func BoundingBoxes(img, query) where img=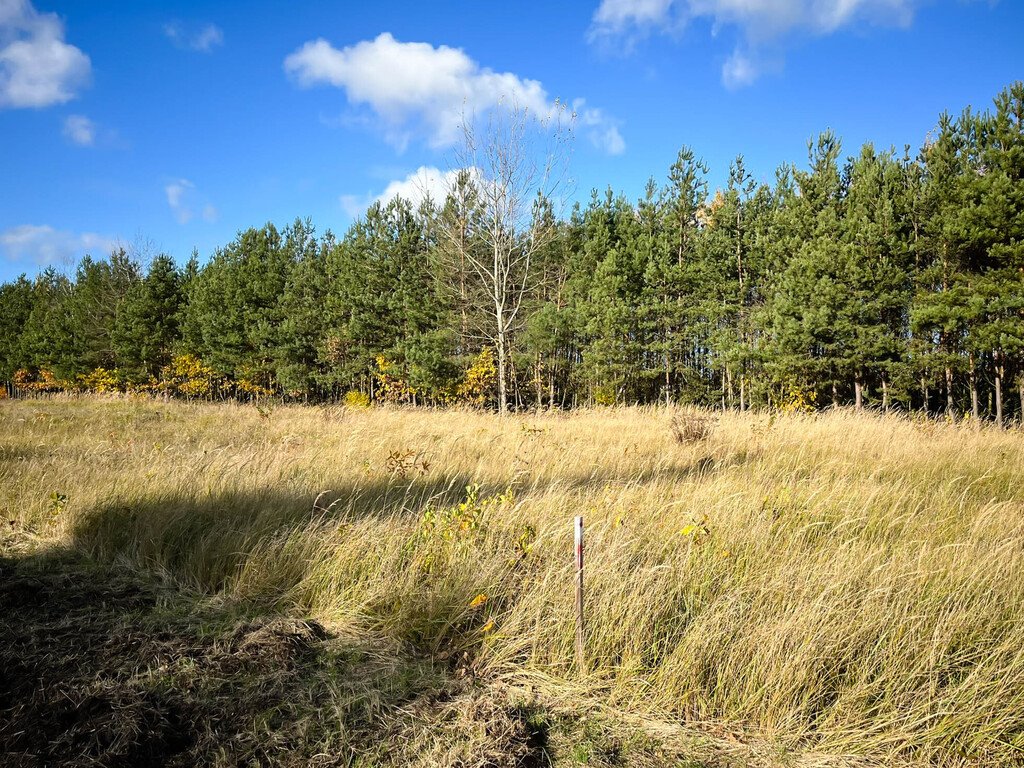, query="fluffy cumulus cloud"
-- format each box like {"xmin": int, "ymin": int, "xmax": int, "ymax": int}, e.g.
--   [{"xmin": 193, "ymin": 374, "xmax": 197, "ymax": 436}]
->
[
  {"xmin": 0, "ymin": 224, "xmax": 115, "ymax": 265},
  {"xmin": 62, "ymin": 113, "xmax": 94, "ymax": 145},
  {"xmin": 590, "ymin": 0, "xmax": 916, "ymax": 87},
  {"xmin": 284, "ymin": 32, "xmax": 625, "ymax": 155},
  {"xmin": 0, "ymin": 0, "xmax": 91, "ymax": 109},
  {"xmin": 165, "ymin": 179, "xmax": 218, "ymax": 224},
  {"xmin": 164, "ymin": 21, "xmax": 223, "ymax": 52}
]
